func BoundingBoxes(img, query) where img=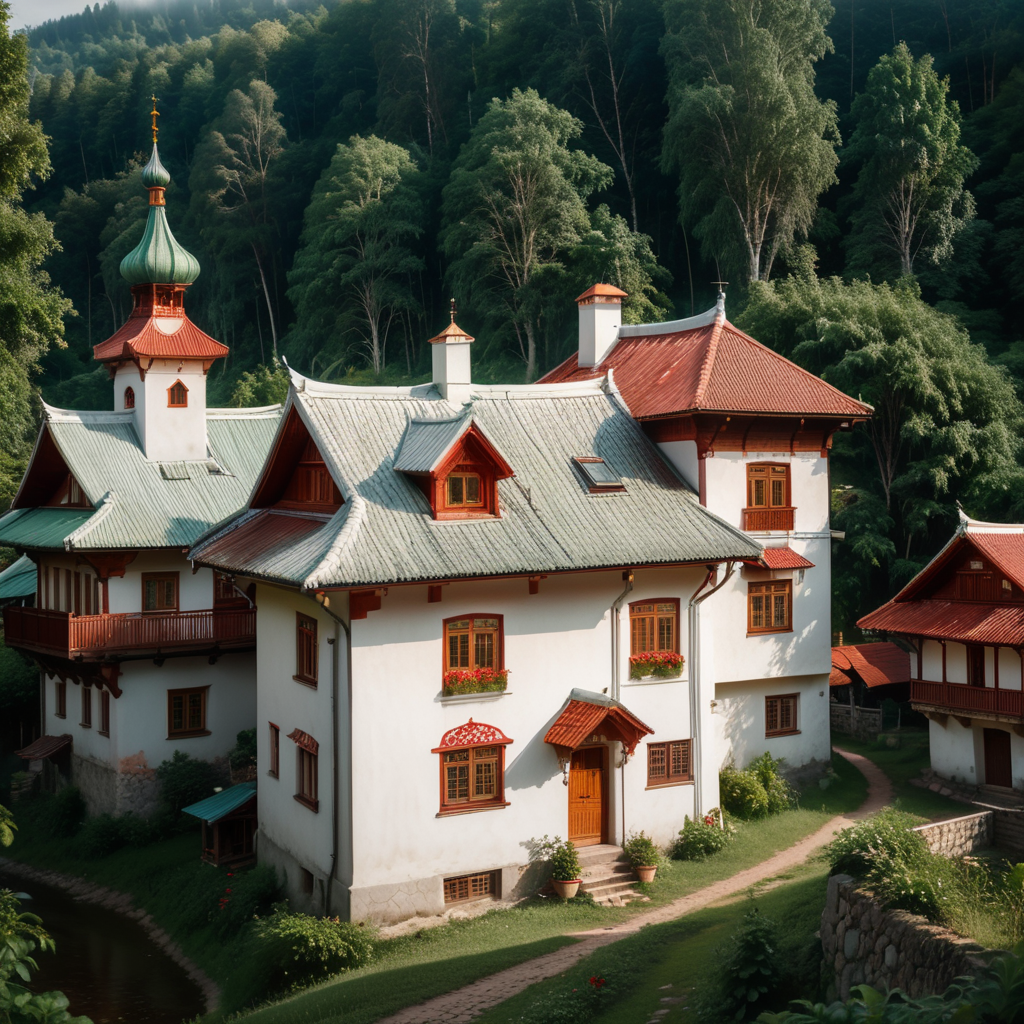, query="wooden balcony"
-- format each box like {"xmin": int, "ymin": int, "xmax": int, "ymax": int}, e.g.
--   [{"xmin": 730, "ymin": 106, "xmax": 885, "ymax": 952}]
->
[
  {"xmin": 2, "ymin": 606, "xmax": 255, "ymax": 662},
  {"xmin": 742, "ymin": 507, "xmax": 795, "ymax": 532},
  {"xmin": 910, "ymin": 678, "xmax": 1024, "ymax": 720}
]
